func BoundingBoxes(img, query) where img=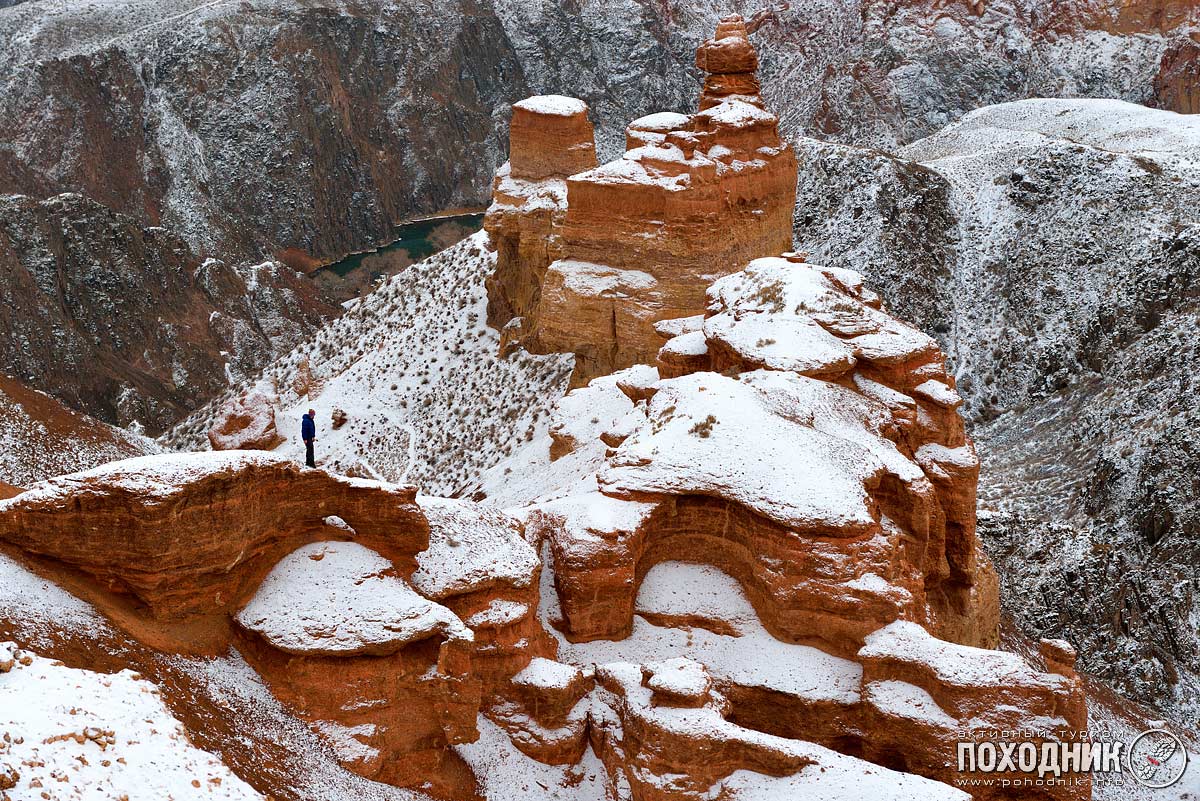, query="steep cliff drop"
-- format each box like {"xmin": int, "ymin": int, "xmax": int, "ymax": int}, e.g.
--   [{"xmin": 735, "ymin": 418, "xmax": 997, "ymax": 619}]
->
[{"xmin": 0, "ymin": 16, "xmax": 1109, "ymax": 801}]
